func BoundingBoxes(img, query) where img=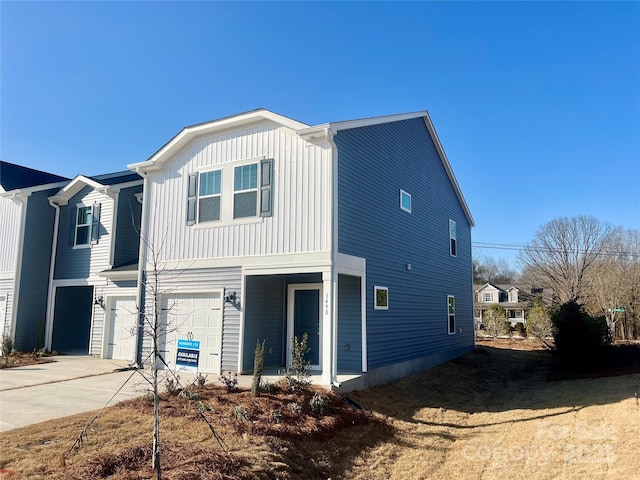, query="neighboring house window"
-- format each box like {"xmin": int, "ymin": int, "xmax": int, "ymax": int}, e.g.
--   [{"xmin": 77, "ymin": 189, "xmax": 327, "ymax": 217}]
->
[
  {"xmin": 448, "ymin": 295, "xmax": 456, "ymax": 334},
  {"xmin": 199, "ymin": 170, "xmax": 222, "ymax": 222},
  {"xmin": 374, "ymin": 286, "xmax": 389, "ymax": 310},
  {"xmin": 74, "ymin": 203, "xmax": 101, "ymax": 247},
  {"xmin": 400, "ymin": 189, "xmax": 411, "ymax": 213},
  {"xmin": 484, "ymin": 292, "xmax": 492, "ymax": 302},
  {"xmin": 449, "ymin": 219, "xmax": 457, "ymax": 257}
]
